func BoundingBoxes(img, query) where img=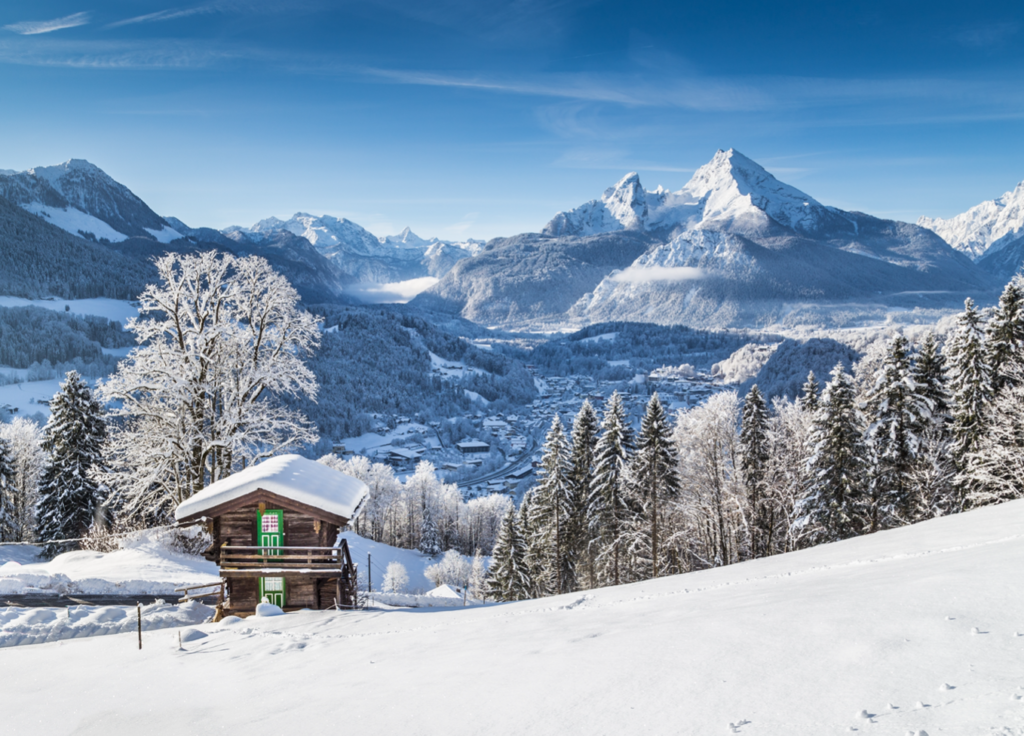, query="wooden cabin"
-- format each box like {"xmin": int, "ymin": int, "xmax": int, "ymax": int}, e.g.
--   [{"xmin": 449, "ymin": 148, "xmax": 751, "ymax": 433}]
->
[{"xmin": 174, "ymin": 454, "xmax": 368, "ymax": 614}]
